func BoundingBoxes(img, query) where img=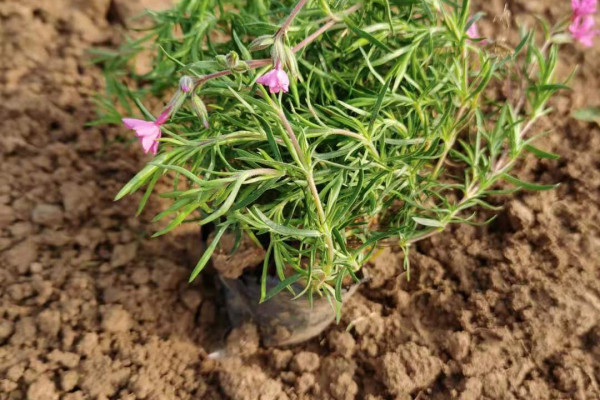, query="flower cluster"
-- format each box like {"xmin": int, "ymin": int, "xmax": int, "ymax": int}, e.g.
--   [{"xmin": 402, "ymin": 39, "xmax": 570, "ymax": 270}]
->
[
  {"xmin": 570, "ymin": 0, "xmax": 599, "ymax": 46},
  {"xmin": 122, "ymin": 49, "xmax": 291, "ymax": 155}
]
